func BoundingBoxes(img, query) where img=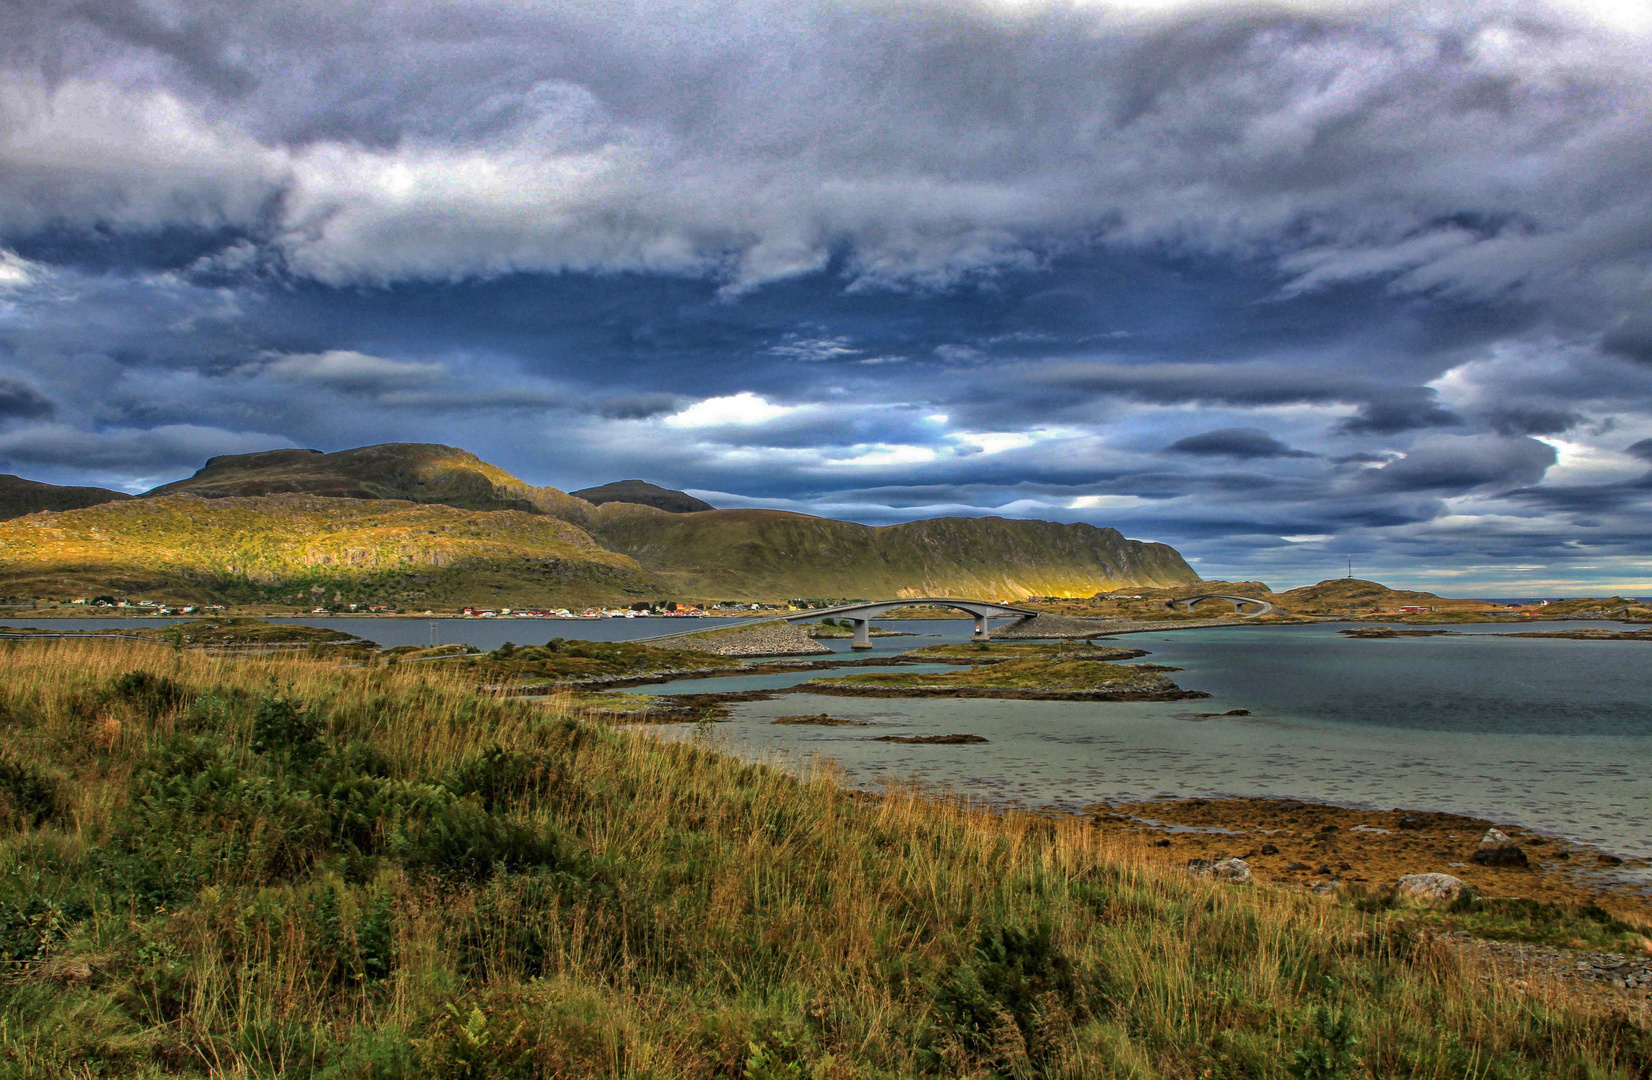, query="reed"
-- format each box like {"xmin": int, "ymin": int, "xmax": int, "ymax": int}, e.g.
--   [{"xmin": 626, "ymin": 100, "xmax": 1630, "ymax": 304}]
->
[{"xmin": 0, "ymin": 639, "xmax": 1645, "ymax": 1078}]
